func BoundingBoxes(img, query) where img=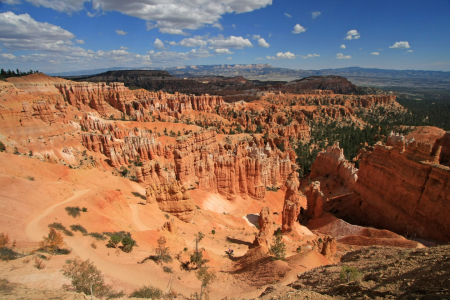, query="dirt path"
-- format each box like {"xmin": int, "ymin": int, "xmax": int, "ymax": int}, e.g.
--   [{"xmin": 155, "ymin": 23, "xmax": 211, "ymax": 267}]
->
[
  {"xmin": 25, "ymin": 189, "xmax": 91, "ymax": 242},
  {"xmin": 130, "ymin": 204, "xmax": 151, "ymax": 231}
]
